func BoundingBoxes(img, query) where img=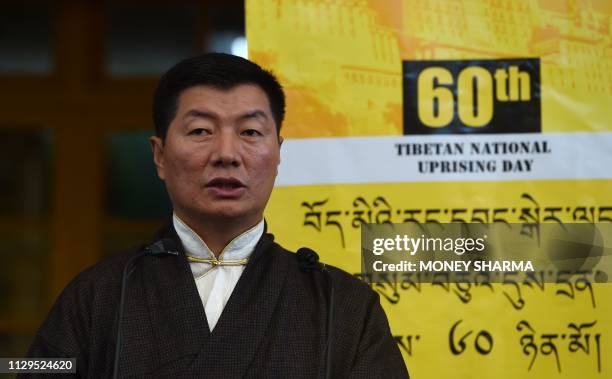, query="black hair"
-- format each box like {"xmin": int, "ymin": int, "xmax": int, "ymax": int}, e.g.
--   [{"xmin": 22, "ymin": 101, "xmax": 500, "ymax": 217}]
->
[{"xmin": 153, "ymin": 52, "xmax": 285, "ymax": 140}]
